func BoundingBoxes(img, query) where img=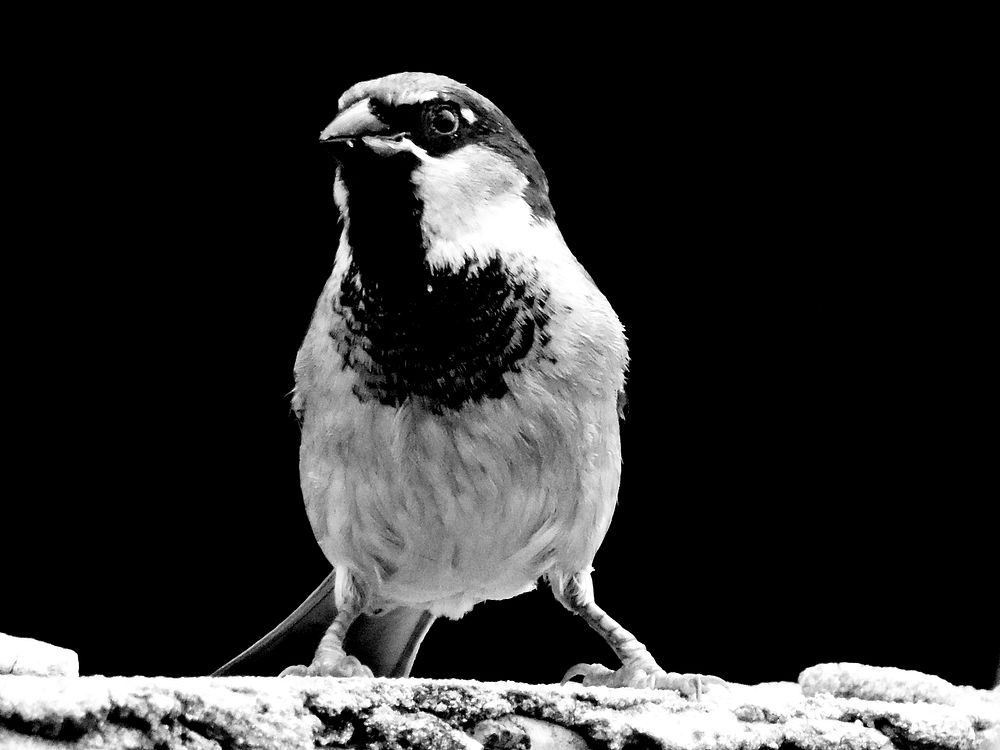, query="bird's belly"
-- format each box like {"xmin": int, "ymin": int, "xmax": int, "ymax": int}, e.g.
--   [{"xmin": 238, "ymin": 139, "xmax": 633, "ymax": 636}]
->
[
  {"xmin": 300, "ymin": 391, "xmax": 620, "ymax": 619},
  {"xmin": 373, "ymin": 479, "xmax": 559, "ymax": 619}
]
